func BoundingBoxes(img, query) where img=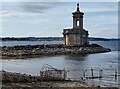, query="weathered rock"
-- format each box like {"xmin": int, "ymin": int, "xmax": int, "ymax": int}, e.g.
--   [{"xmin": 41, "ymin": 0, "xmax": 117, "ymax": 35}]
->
[{"xmin": 1, "ymin": 44, "xmax": 111, "ymax": 59}]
